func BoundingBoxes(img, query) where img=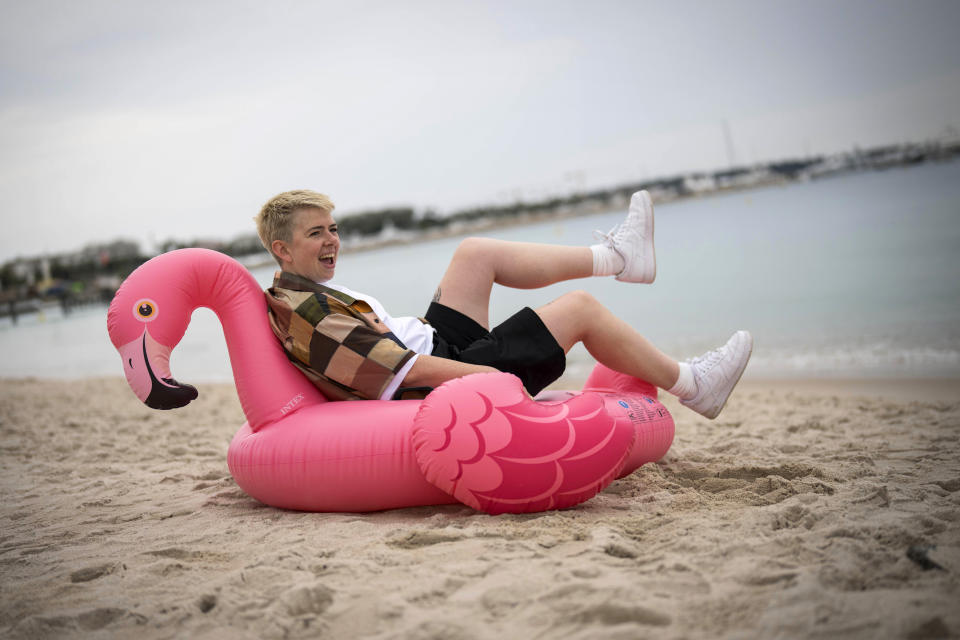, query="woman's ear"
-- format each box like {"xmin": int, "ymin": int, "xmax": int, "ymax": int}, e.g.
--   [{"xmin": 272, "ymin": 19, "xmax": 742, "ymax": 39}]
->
[{"xmin": 271, "ymin": 239, "xmax": 290, "ymax": 264}]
